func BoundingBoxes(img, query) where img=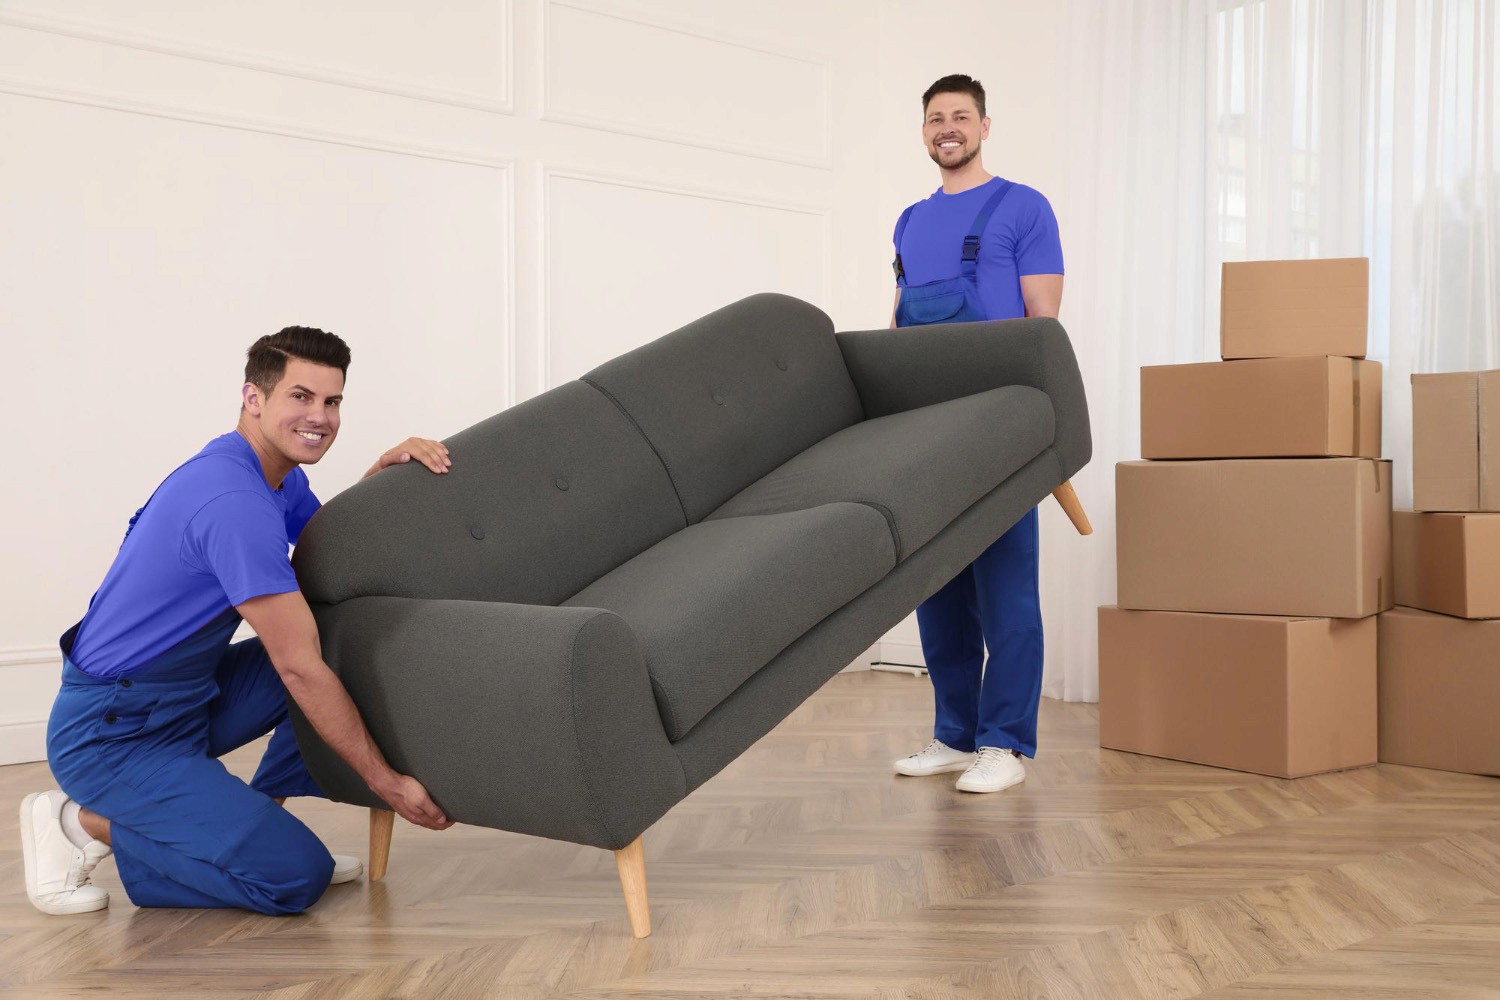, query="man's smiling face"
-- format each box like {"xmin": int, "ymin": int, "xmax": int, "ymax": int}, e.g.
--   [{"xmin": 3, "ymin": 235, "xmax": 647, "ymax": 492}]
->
[
  {"xmin": 923, "ymin": 91, "xmax": 989, "ymax": 171},
  {"xmin": 244, "ymin": 358, "xmax": 344, "ymax": 471}
]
